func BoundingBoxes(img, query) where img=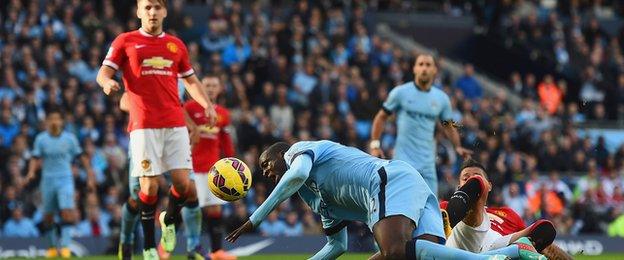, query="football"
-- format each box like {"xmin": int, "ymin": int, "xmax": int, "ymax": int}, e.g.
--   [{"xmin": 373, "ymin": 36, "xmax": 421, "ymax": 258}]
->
[{"xmin": 208, "ymin": 157, "xmax": 253, "ymax": 202}]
